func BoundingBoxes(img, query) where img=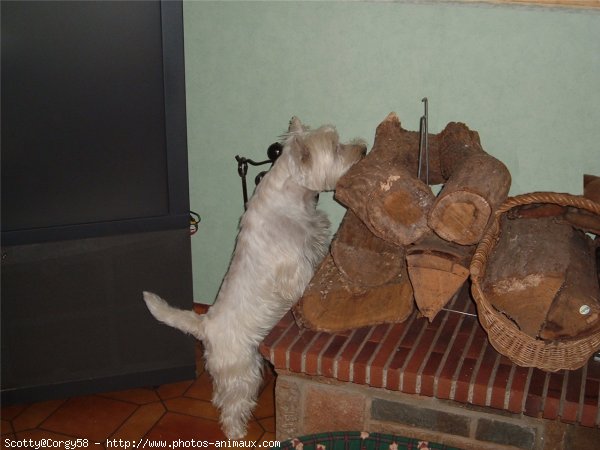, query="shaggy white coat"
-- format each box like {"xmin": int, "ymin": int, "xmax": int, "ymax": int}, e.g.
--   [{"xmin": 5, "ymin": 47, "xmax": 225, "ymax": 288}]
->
[{"xmin": 143, "ymin": 117, "xmax": 366, "ymax": 439}]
